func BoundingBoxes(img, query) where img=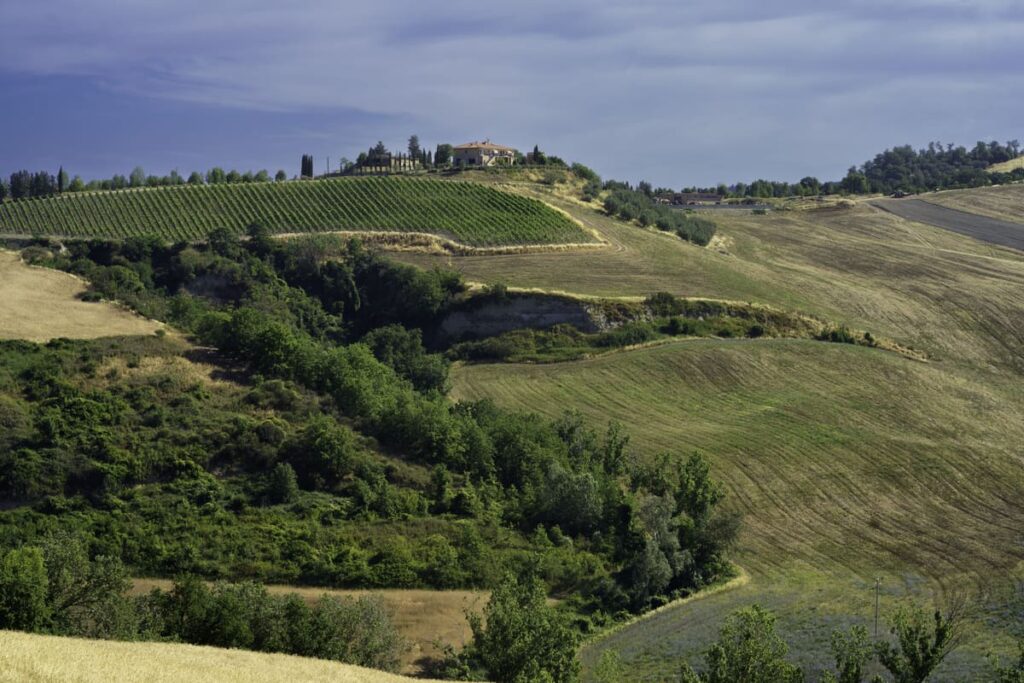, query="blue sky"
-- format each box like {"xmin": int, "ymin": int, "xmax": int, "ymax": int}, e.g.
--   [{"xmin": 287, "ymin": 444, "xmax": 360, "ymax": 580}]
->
[{"xmin": 1, "ymin": 1, "xmax": 1021, "ymax": 187}]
